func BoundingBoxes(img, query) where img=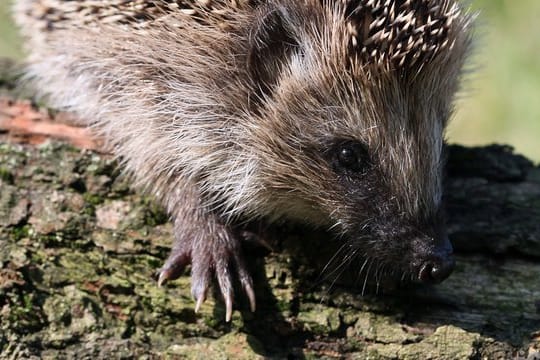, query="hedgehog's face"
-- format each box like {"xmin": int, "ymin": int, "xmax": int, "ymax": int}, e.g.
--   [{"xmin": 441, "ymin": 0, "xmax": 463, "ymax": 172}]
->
[
  {"xmin": 246, "ymin": 0, "xmax": 472, "ymax": 284},
  {"xmin": 255, "ymin": 86, "xmax": 455, "ymax": 284},
  {"xmin": 315, "ymin": 120, "xmax": 455, "ymax": 285}
]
